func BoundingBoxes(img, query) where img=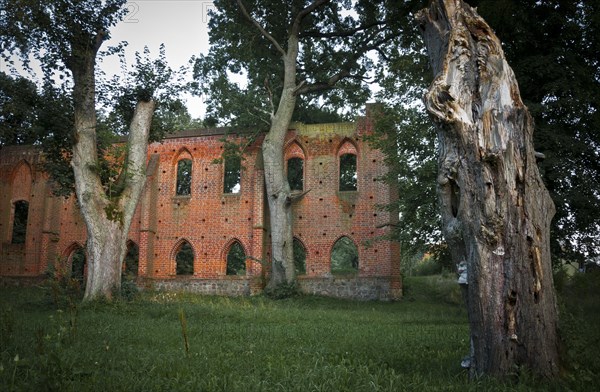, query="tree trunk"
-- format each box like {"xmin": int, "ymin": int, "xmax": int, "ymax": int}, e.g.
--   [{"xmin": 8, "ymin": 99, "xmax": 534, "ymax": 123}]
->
[
  {"xmin": 417, "ymin": 0, "xmax": 560, "ymax": 378},
  {"xmin": 263, "ymin": 55, "xmax": 298, "ymax": 290},
  {"xmin": 70, "ymin": 44, "xmax": 155, "ymax": 300}
]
